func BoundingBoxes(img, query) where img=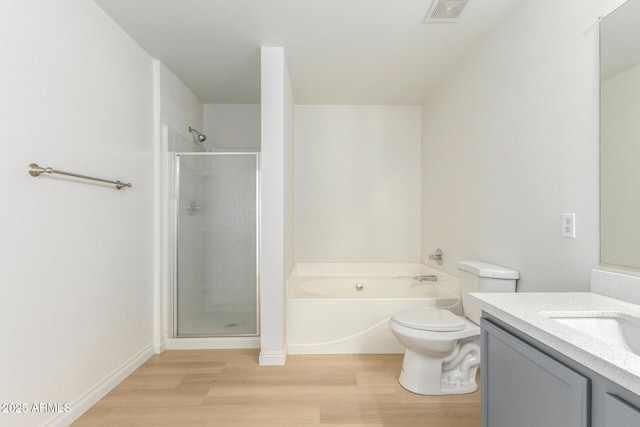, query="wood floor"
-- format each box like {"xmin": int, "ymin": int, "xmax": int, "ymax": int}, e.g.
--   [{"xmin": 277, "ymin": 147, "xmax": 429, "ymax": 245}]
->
[{"xmin": 73, "ymin": 349, "xmax": 480, "ymax": 426}]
